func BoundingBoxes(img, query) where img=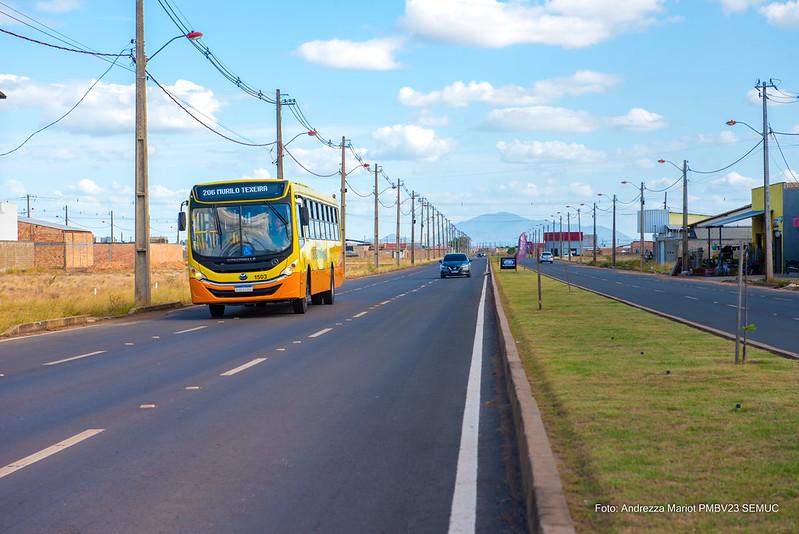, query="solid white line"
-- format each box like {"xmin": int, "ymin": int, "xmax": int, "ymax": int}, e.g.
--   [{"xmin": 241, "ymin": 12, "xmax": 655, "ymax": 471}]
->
[
  {"xmin": 726, "ymin": 304, "xmax": 746, "ymax": 309},
  {"xmin": 685, "ymin": 296, "xmax": 698, "ymax": 300},
  {"xmin": 0, "ymin": 429, "xmax": 104, "ymax": 479},
  {"xmin": 448, "ymin": 274, "xmax": 488, "ymax": 534},
  {"xmin": 308, "ymin": 328, "xmax": 333, "ymax": 338},
  {"xmin": 173, "ymin": 326, "xmax": 208, "ymax": 335},
  {"xmin": 43, "ymin": 350, "xmax": 106, "ymax": 366},
  {"xmin": 654, "ymin": 289, "xmax": 665, "ymax": 293},
  {"xmin": 220, "ymin": 357, "xmax": 267, "ymax": 376},
  {"xmin": 353, "ymin": 311, "xmax": 368, "ymax": 318},
  {"xmin": 380, "ymin": 300, "xmax": 391, "ymax": 305}
]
